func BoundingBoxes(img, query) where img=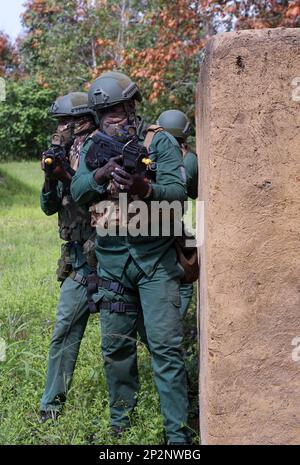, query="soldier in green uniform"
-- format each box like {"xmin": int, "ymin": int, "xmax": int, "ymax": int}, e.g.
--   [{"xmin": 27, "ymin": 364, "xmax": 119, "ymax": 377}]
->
[
  {"xmin": 71, "ymin": 72, "xmax": 190, "ymax": 444},
  {"xmin": 157, "ymin": 109, "xmax": 199, "ymax": 318},
  {"xmin": 39, "ymin": 92, "xmax": 97, "ymax": 421},
  {"xmin": 157, "ymin": 110, "xmax": 198, "ymax": 200}
]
